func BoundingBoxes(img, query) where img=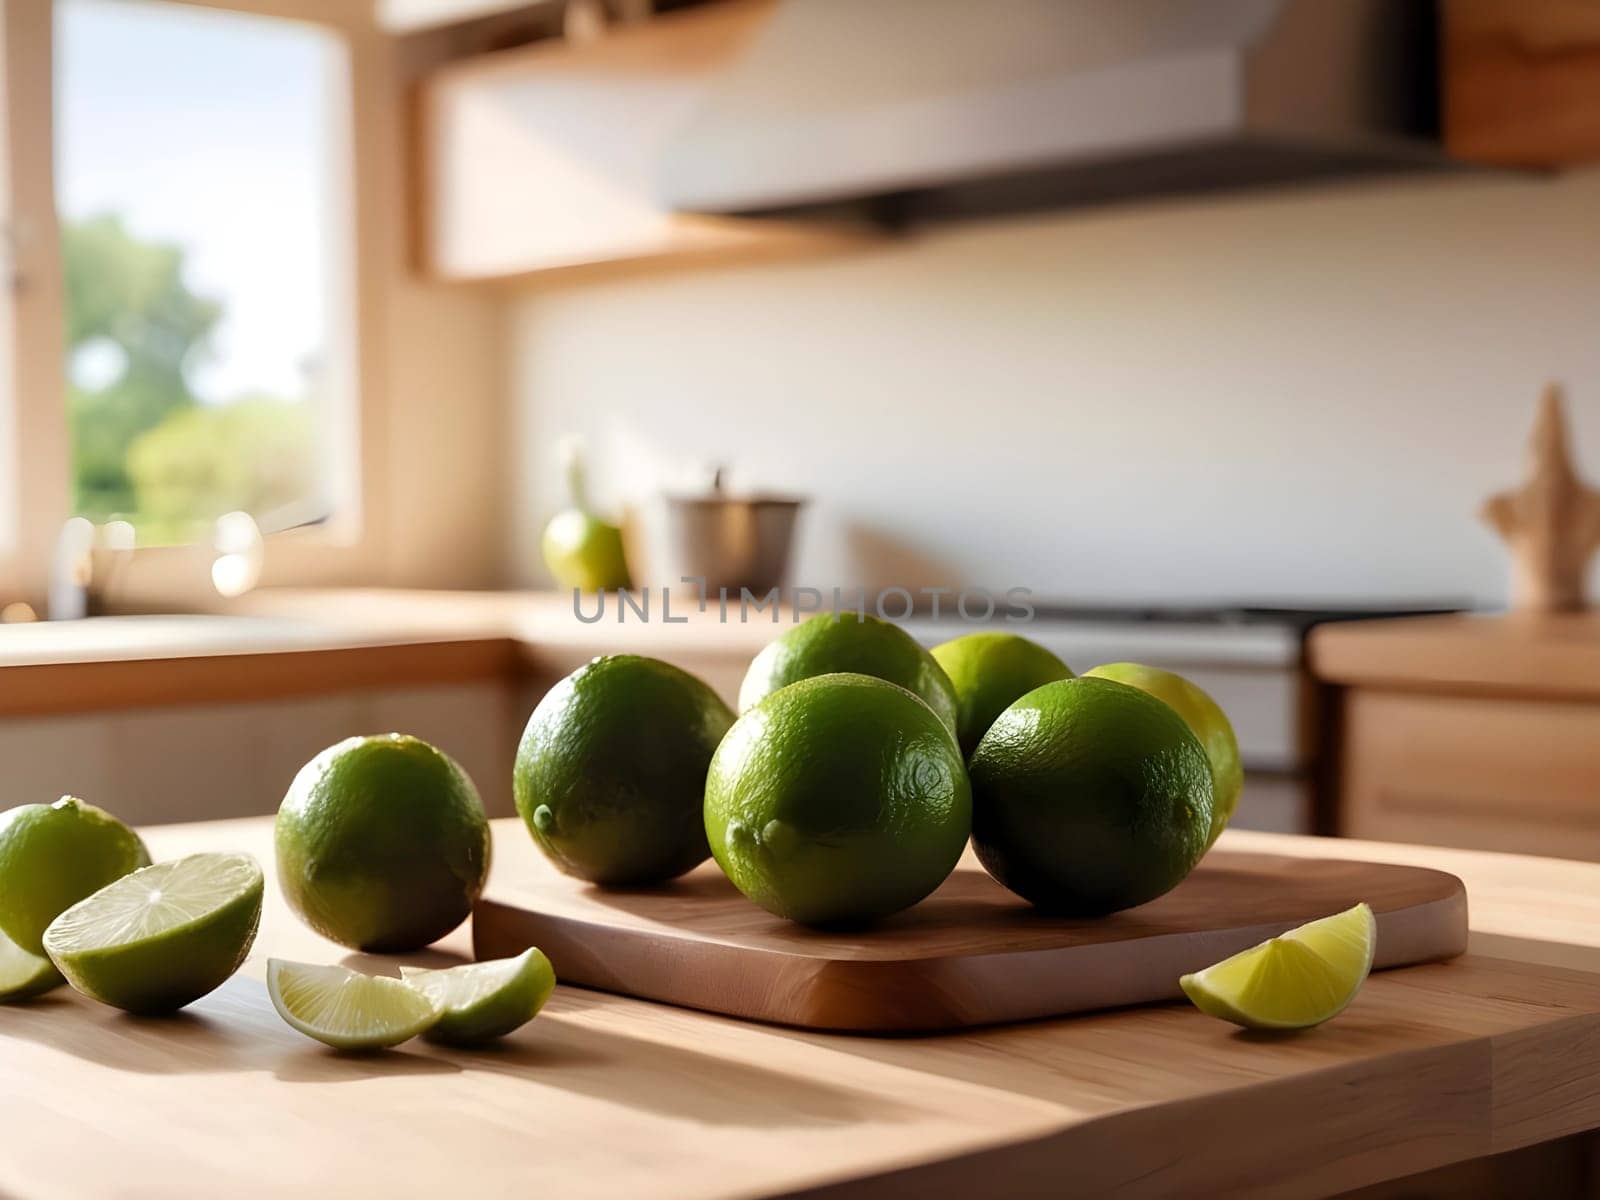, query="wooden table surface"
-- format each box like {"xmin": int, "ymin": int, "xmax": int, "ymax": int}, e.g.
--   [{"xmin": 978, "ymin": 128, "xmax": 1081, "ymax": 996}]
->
[{"xmin": 7, "ymin": 819, "xmax": 1600, "ymax": 1200}]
